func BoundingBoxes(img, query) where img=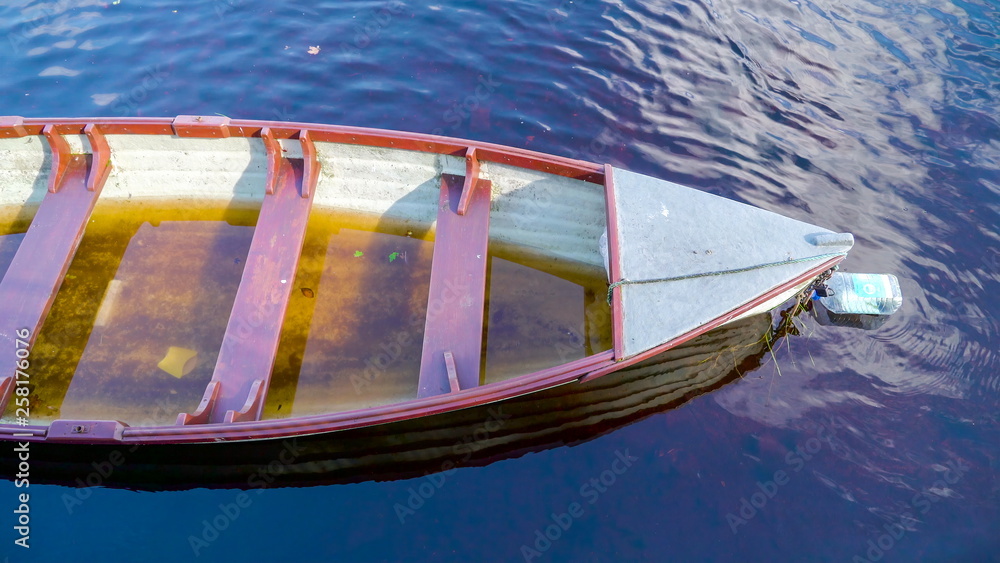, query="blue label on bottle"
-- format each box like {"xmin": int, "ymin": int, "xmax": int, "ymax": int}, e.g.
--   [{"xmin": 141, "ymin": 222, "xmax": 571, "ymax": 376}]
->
[{"xmin": 852, "ymin": 275, "xmax": 886, "ymax": 299}]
